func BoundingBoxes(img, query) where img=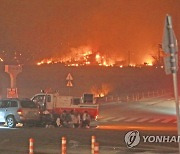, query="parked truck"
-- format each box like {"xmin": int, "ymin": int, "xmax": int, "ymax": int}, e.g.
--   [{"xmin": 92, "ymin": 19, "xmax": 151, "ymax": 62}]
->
[{"xmin": 31, "ymin": 92, "xmax": 99, "ymax": 126}]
